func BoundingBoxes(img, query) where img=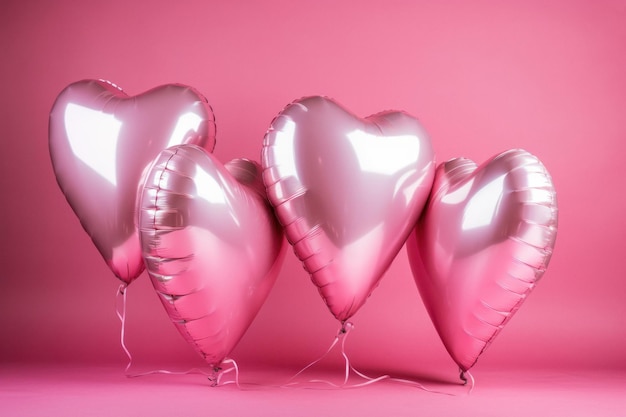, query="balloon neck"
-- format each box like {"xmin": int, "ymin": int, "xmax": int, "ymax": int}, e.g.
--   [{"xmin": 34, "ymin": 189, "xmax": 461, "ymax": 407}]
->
[{"xmin": 208, "ymin": 365, "xmax": 222, "ymax": 387}]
